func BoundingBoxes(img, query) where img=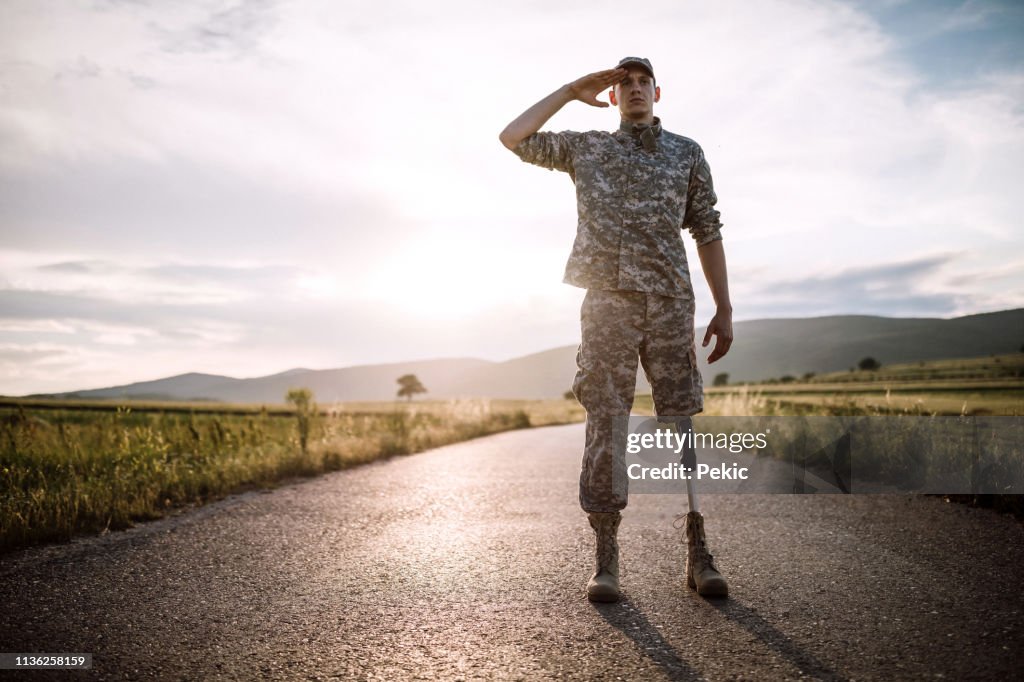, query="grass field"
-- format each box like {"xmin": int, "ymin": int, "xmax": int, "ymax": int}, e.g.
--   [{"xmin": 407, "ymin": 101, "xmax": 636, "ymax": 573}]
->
[
  {"xmin": 688, "ymin": 353, "xmax": 1024, "ymax": 417},
  {"xmin": 0, "ymin": 398, "xmax": 584, "ymax": 553},
  {"xmin": 802, "ymin": 353, "xmax": 1024, "ymax": 384}
]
